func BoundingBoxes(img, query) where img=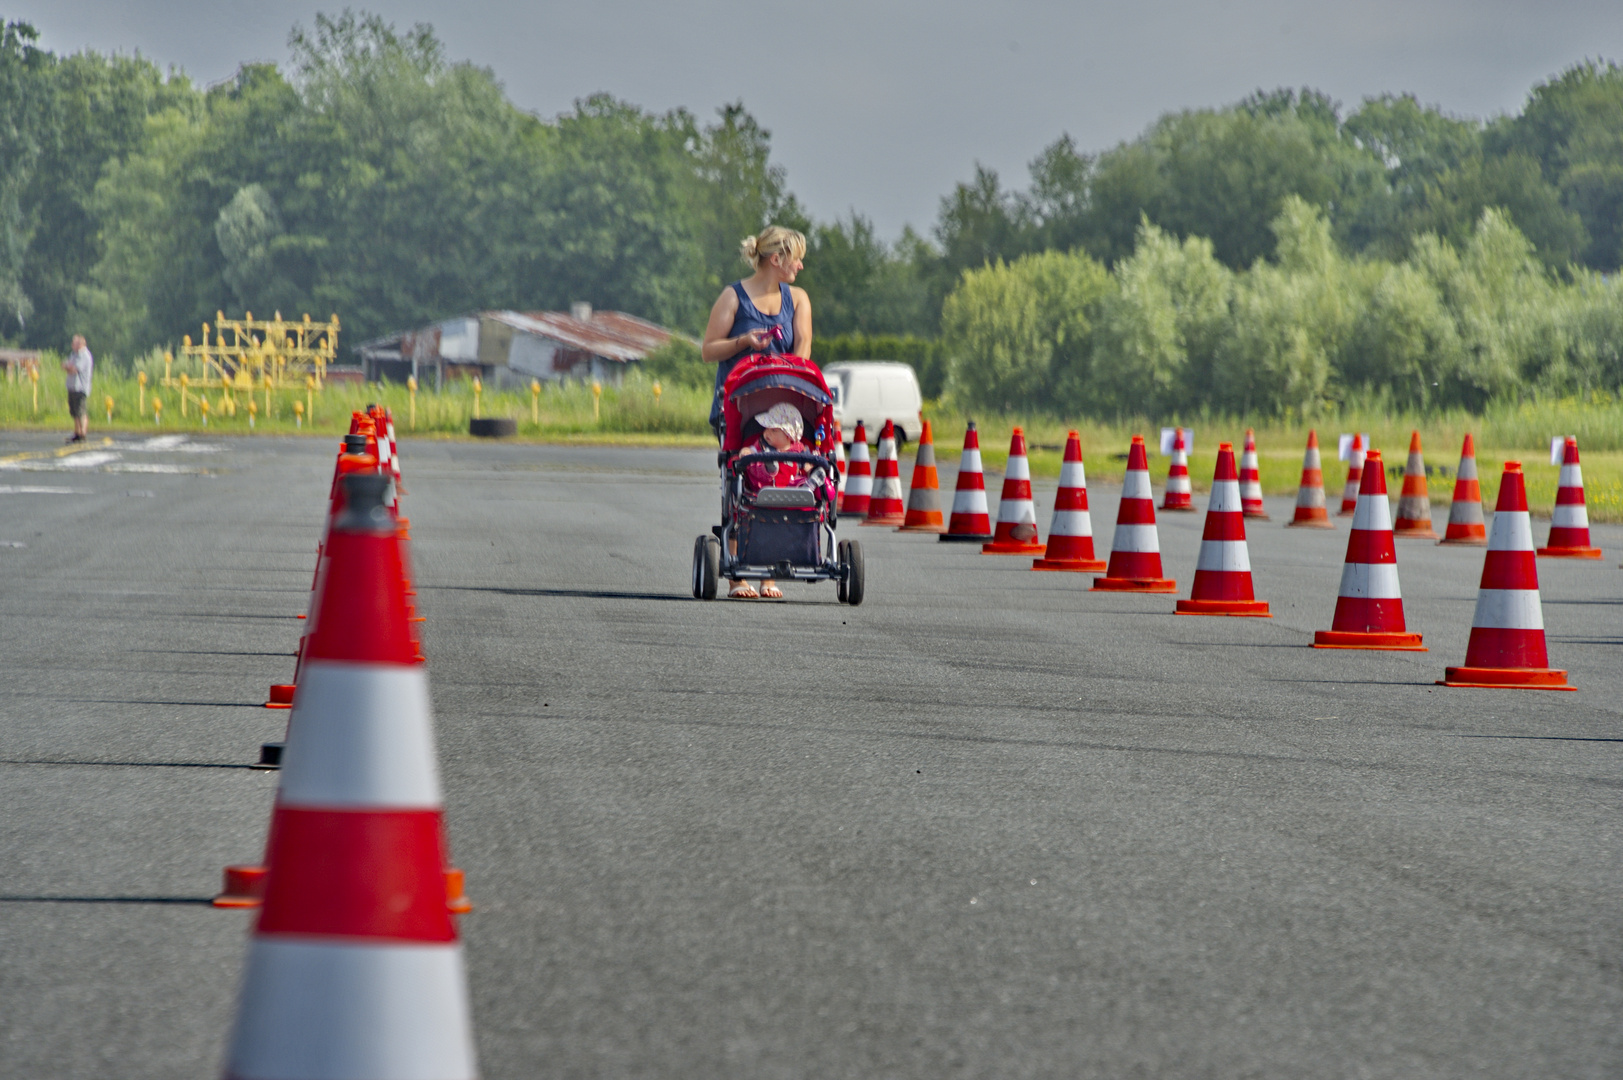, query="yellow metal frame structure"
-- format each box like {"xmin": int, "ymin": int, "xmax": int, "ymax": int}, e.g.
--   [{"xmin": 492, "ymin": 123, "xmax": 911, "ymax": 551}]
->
[{"xmin": 171, "ymin": 310, "xmax": 341, "ymax": 394}]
